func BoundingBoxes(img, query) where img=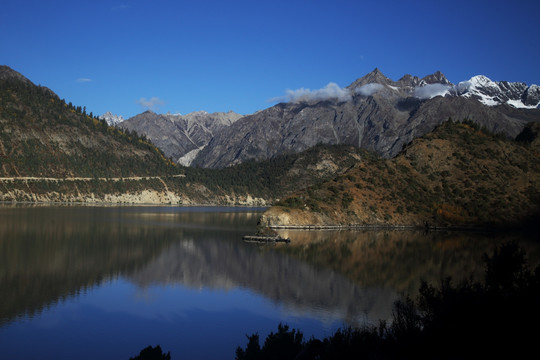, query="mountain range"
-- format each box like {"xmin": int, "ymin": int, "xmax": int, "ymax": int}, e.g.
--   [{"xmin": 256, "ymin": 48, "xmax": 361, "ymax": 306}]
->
[
  {"xmin": 117, "ymin": 110, "xmax": 243, "ymax": 165},
  {"xmin": 0, "ymin": 65, "xmax": 364, "ymax": 204},
  {"xmin": 1, "ymin": 64, "xmax": 538, "ymax": 229},
  {"xmin": 107, "ymin": 69, "xmax": 540, "ymax": 168}
]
